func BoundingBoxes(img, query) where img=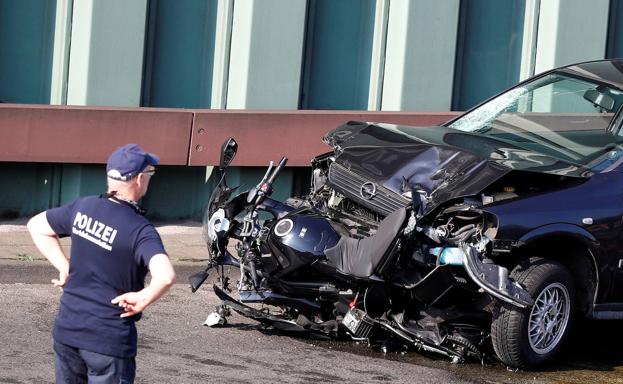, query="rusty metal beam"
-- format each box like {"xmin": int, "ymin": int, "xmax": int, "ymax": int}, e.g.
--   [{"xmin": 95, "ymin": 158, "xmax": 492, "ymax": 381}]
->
[
  {"xmin": 189, "ymin": 110, "xmax": 459, "ymax": 166},
  {"xmin": 0, "ymin": 104, "xmax": 459, "ymax": 166},
  {"xmin": 0, "ymin": 104, "xmax": 193, "ymax": 165}
]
